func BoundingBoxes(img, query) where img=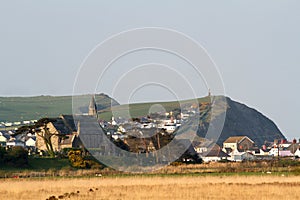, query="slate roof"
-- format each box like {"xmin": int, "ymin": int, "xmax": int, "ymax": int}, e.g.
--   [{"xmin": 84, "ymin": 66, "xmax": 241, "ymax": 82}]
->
[
  {"xmin": 52, "ymin": 118, "xmax": 72, "ymax": 135},
  {"xmin": 202, "ymin": 150, "xmax": 229, "ymax": 157},
  {"xmin": 61, "ymin": 115, "xmax": 77, "ymax": 132},
  {"xmin": 49, "ymin": 115, "xmax": 78, "ymax": 135}
]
